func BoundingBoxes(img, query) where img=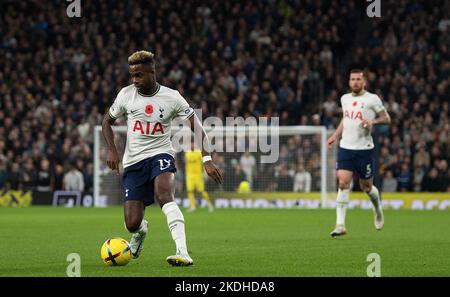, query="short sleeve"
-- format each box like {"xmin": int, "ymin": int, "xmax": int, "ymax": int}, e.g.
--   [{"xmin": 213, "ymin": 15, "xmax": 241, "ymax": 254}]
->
[
  {"xmin": 339, "ymin": 95, "xmax": 345, "ymax": 107},
  {"xmin": 108, "ymin": 89, "xmax": 126, "ymax": 119},
  {"xmin": 372, "ymin": 95, "xmax": 386, "ymax": 113},
  {"xmin": 174, "ymin": 91, "xmax": 195, "ymax": 120}
]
